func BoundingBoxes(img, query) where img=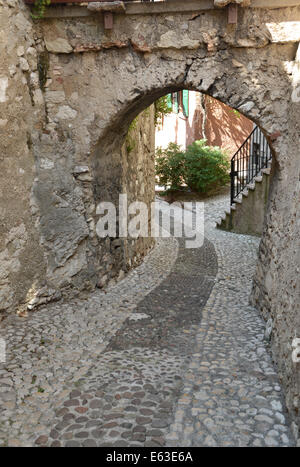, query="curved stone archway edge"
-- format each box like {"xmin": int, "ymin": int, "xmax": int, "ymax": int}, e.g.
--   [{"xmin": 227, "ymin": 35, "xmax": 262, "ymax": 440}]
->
[
  {"xmin": 214, "ymin": 0, "xmax": 251, "ymax": 6},
  {"xmin": 0, "ymin": 0, "xmax": 299, "ymax": 441}
]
